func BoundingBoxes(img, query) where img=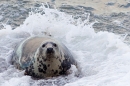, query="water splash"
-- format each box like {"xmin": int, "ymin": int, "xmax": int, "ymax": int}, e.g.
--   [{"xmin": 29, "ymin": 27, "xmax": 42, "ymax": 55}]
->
[{"xmin": 0, "ymin": 5, "xmax": 130, "ymax": 86}]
